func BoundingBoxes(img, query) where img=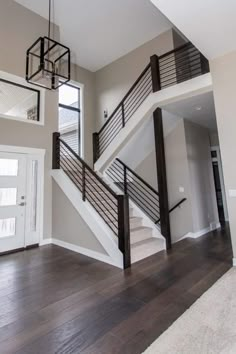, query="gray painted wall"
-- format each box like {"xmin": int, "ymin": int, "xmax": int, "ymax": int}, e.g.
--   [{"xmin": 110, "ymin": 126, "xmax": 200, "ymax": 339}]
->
[
  {"xmin": 52, "ymin": 182, "xmax": 107, "ymax": 254},
  {"xmin": 184, "ymin": 120, "xmax": 219, "ymax": 233},
  {"xmin": 133, "ymin": 119, "xmax": 219, "ymax": 242},
  {"xmin": 165, "ymin": 119, "xmax": 193, "ymax": 242},
  {"xmin": 94, "ymin": 29, "xmax": 175, "ymax": 130},
  {"xmin": 0, "ymin": 0, "xmax": 59, "ymax": 239}
]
